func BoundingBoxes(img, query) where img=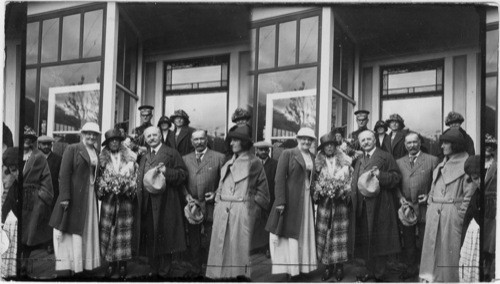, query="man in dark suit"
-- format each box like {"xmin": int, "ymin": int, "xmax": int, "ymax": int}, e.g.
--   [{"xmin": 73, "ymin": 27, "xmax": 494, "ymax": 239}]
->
[
  {"xmin": 168, "ymin": 109, "xmax": 195, "ymax": 156},
  {"xmin": 134, "ymin": 126, "xmax": 188, "ymax": 278},
  {"xmin": 133, "ymin": 105, "xmax": 154, "ymax": 157},
  {"xmin": 349, "ymin": 110, "xmax": 370, "ymax": 156},
  {"xmin": 350, "ymin": 130, "xmax": 401, "ymax": 282},
  {"xmin": 182, "ymin": 129, "xmax": 225, "ymax": 275},
  {"xmin": 396, "ymin": 132, "xmax": 438, "ymax": 280},
  {"xmin": 252, "ymin": 141, "xmax": 277, "ymax": 258},
  {"xmin": 383, "ymin": 113, "xmax": 408, "ymax": 160}
]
